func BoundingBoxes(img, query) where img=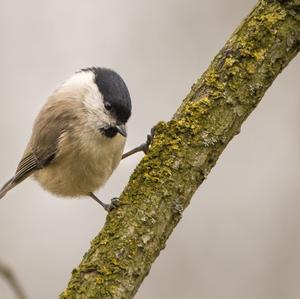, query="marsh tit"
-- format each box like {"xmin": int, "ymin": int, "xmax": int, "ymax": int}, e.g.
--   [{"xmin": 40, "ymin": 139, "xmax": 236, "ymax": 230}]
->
[{"xmin": 0, "ymin": 67, "xmax": 131, "ymax": 211}]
